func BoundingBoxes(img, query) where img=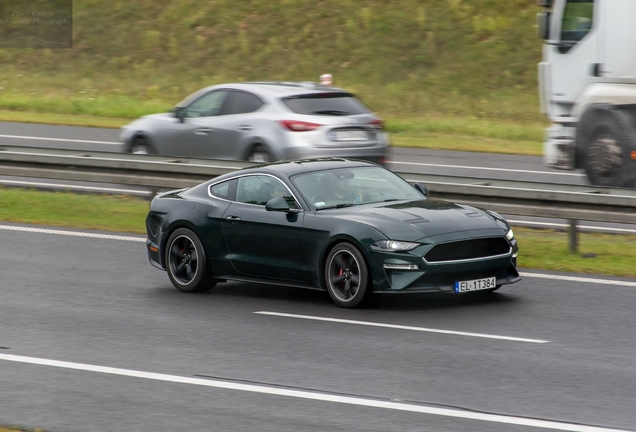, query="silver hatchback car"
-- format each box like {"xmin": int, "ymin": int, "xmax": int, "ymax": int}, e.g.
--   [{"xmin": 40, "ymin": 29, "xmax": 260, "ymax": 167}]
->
[{"xmin": 120, "ymin": 82, "xmax": 389, "ymax": 165}]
